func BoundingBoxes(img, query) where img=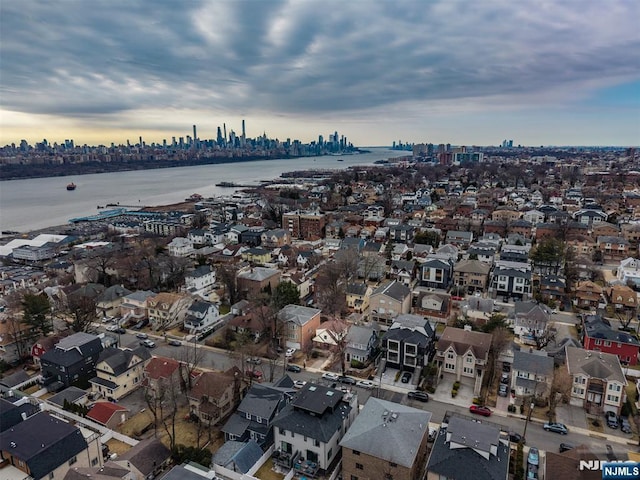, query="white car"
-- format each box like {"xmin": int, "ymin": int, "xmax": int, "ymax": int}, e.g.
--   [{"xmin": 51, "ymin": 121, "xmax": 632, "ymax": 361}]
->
[
  {"xmin": 322, "ymin": 372, "xmax": 339, "ymax": 381},
  {"xmin": 293, "ymin": 380, "xmax": 307, "ymax": 389},
  {"xmin": 106, "ymin": 324, "xmax": 119, "ymax": 332},
  {"xmin": 285, "ymin": 348, "xmax": 296, "ymax": 358},
  {"xmin": 356, "ymin": 380, "xmax": 374, "ymax": 389}
]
